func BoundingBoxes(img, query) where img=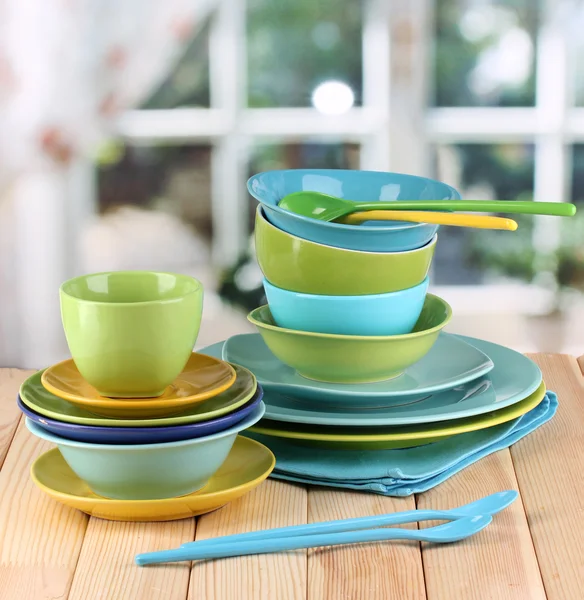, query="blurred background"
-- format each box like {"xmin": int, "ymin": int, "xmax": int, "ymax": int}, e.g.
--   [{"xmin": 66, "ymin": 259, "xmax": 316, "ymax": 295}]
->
[{"xmin": 1, "ymin": 0, "xmax": 583, "ymax": 368}]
